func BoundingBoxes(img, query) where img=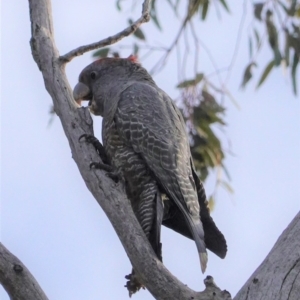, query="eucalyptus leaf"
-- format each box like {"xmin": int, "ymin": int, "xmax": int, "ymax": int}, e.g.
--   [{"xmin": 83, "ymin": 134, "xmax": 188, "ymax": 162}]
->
[
  {"xmin": 254, "ymin": 3, "xmax": 264, "ymax": 21},
  {"xmin": 116, "ymin": 0, "xmax": 122, "ymax": 11},
  {"xmin": 92, "ymin": 48, "xmax": 110, "ymax": 58},
  {"xmin": 218, "ymin": 0, "xmax": 230, "ymax": 13},
  {"xmin": 254, "ymin": 28, "xmax": 261, "ymax": 50},
  {"xmin": 128, "ymin": 18, "xmax": 146, "ymax": 40},
  {"xmin": 202, "ymin": 0, "xmax": 209, "ymax": 20},
  {"xmin": 249, "ymin": 36, "xmax": 253, "ymax": 58},
  {"xmin": 241, "ymin": 62, "xmax": 256, "ymax": 89},
  {"xmin": 256, "ymin": 60, "xmax": 275, "ymax": 88},
  {"xmin": 133, "ymin": 43, "xmax": 139, "ymax": 55},
  {"xmin": 134, "ymin": 28, "xmax": 146, "ymax": 40},
  {"xmin": 176, "ymin": 73, "xmax": 204, "ymax": 88},
  {"xmin": 291, "ymin": 52, "xmax": 299, "ymax": 95},
  {"xmin": 150, "ymin": 0, "xmax": 162, "ymax": 30}
]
